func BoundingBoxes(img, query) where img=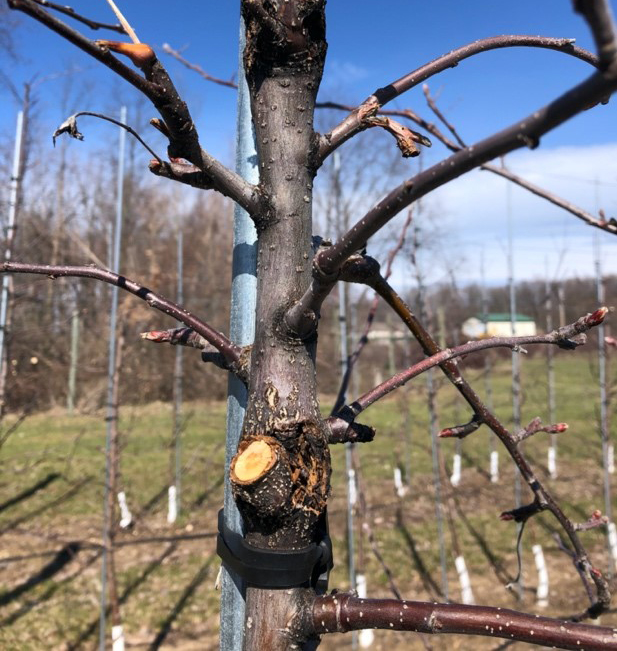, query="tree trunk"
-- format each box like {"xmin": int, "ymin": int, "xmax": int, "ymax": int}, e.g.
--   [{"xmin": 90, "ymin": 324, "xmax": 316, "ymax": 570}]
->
[{"xmin": 230, "ymin": 3, "xmax": 328, "ymax": 648}]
